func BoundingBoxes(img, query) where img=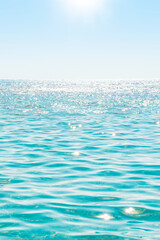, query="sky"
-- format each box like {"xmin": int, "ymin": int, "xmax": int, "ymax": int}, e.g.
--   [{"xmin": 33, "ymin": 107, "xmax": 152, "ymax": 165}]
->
[{"xmin": 0, "ymin": 0, "xmax": 160, "ymax": 81}]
